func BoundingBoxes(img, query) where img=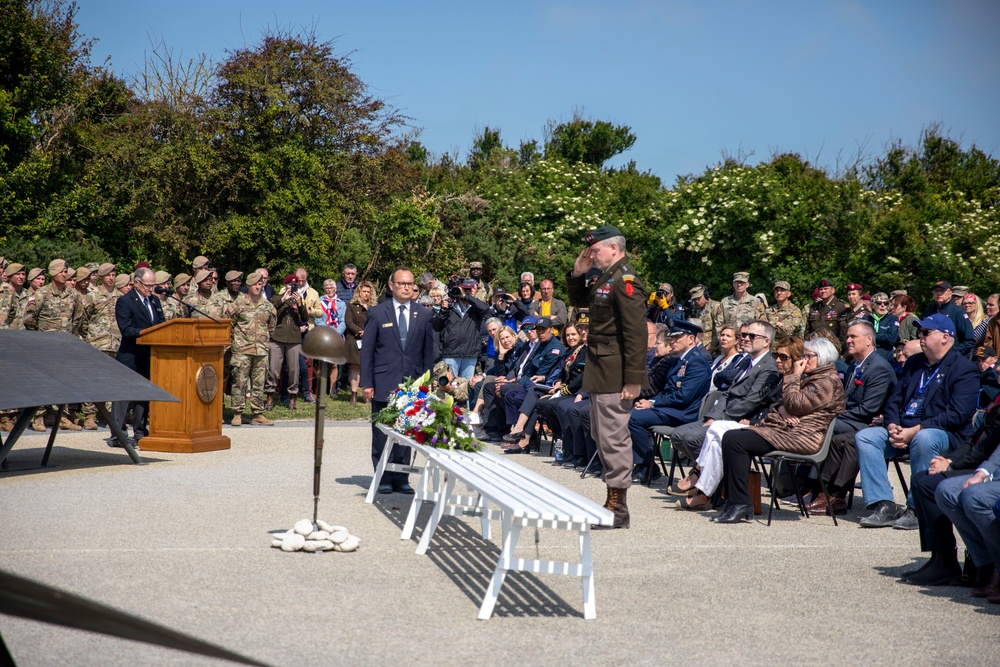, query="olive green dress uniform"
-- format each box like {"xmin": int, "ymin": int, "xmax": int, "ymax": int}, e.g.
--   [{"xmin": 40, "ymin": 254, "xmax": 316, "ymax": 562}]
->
[
  {"xmin": 764, "ymin": 302, "xmax": 805, "ymax": 340},
  {"xmin": 227, "ymin": 293, "xmax": 277, "ymax": 418},
  {"xmin": 804, "ymin": 297, "xmax": 849, "ymax": 345},
  {"xmin": 713, "ymin": 293, "xmax": 763, "ymax": 331},
  {"xmin": 567, "ymin": 256, "xmax": 650, "ymax": 490}
]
